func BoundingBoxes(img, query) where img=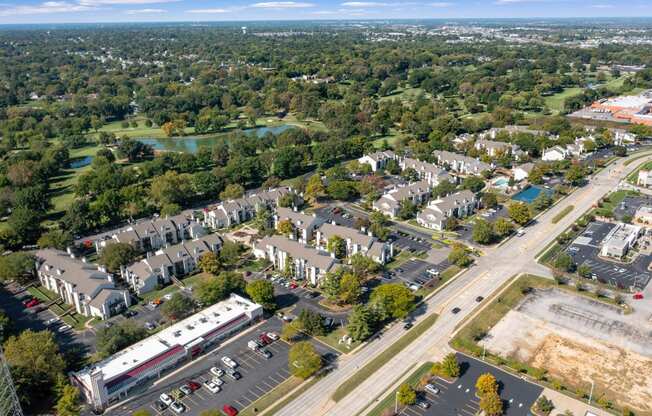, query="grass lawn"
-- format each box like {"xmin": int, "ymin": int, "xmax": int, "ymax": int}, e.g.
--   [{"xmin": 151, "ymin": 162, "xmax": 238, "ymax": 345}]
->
[
  {"xmin": 593, "ymin": 189, "xmax": 639, "ymax": 217},
  {"xmin": 372, "ymin": 130, "xmax": 405, "ymax": 149},
  {"xmin": 332, "ymin": 312, "xmax": 438, "ymax": 402},
  {"xmin": 385, "ymin": 250, "xmax": 414, "ymax": 270},
  {"xmin": 415, "ymin": 265, "xmax": 461, "ymax": 297},
  {"xmin": 551, "ymin": 205, "xmax": 574, "ymax": 224},
  {"xmin": 27, "ymin": 286, "xmax": 90, "ymax": 329},
  {"xmin": 544, "ymin": 87, "xmax": 583, "ymax": 113},
  {"xmin": 242, "ymin": 375, "xmax": 319, "ymax": 416},
  {"xmin": 316, "ymin": 326, "xmax": 361, "ymax": 354},
  {"xmin": 378, "ymin": 87, "xmax": 429, "ymax": 103},
  {"xmin": 364, "ymin": 362, "xmax": 434, "ymax": 416}
]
